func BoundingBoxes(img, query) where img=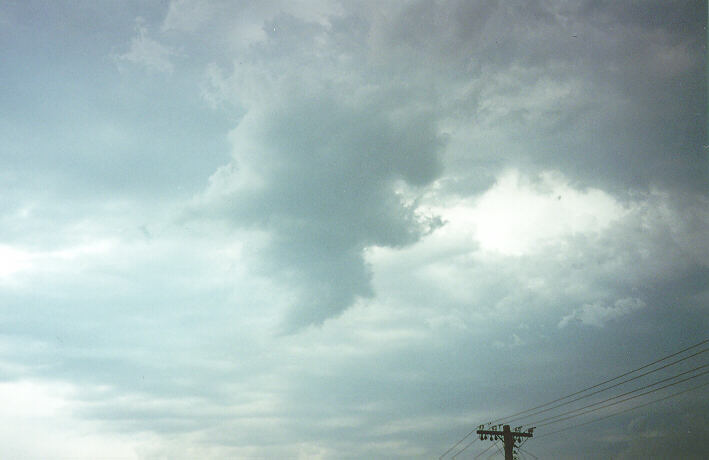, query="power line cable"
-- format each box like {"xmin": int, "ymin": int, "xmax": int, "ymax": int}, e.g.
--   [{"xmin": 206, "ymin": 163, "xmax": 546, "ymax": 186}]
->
[
  {"xmin": 486, "ymin": 338, "xmax": 708, "ymax": 426},
  {"xmin": 535, "ymin": 379, "xmax": 709, "ymax": 439},
  {"xmin": 502, "ymin": 348, "xmax": 708, "ymax": 425},
  {"xmin": 515, "ymin": 437, "xmax": 532, "ymax": 459},
  {"xmin": 533, "ymin": 368, "xmax": 709, "ymax": 428},
  {"xmin": 519, "ymin": 362, "xmax": 708, "ymax": 429},
  {"xmin": 492, "ymin": 441, "xmax": 504, "ymax": 458},
  {"xmin": 472, "ymin": 442, "xmax": 496, "ymax": 459},
  {"xmin": 517, "ymin": 437, "xmax": 530, "ymax": 449},
  {"xmin": 440, "ymin": 338, "xmax": 708, "ymax": 459},
  {"xmin": 442, "ymin": 427, "xmax": 479, "ymax": 459},
  {"xmin": 528, "ymin": 364, "xmax": 708, "ymax": 426},
  {"xmin": 450, "ymin": 436, "xmax": 478, "ymax": 459},
  {"xmin": 518, "ymin": 446, "xmax": 538, "ymax": 460}
]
